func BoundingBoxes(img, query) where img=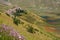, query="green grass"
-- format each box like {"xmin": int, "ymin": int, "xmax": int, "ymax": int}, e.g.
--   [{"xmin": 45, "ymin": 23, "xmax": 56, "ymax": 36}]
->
[
  {"xmin": 0, "ymin": 31, "xmax": 16, "ymax": 40},
  {"xmin": 0, "ymin": 12, "xmax": 60, "ymax": 40},
  {"xmin": 0, "ymin": 0, "xmax": 60, "ymax": 40},
  {"xmin": 0, "ymin": 25, "xmax": 17, "ymax": 40}
]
